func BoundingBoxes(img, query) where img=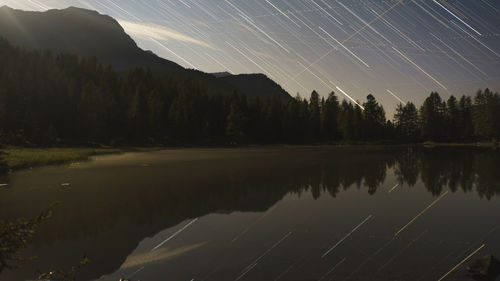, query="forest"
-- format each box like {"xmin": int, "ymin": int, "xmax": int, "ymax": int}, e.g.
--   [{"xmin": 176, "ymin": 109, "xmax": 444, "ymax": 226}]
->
[{"xmin": 0, "ymin": 38, "xmax": 499, "ymax": 146}]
